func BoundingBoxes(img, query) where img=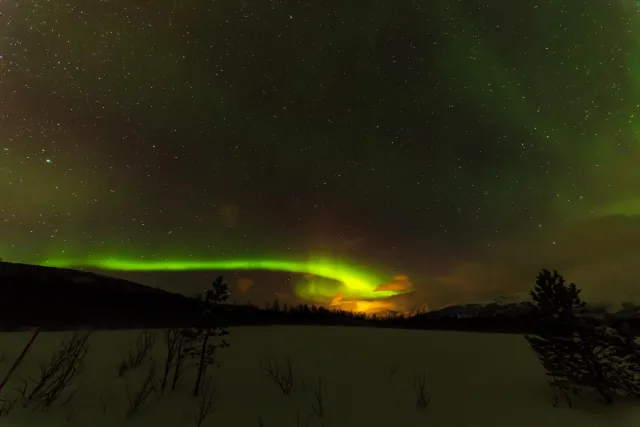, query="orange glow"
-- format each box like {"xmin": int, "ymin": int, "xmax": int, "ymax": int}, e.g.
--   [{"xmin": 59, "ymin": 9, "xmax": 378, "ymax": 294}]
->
[
  {"xmin": 330, "ymin": 292, "xmax": 344, "ymax": 306},
  {"xmin": 236, "ymin": 277, "xmax": 254, "ymax": 293},
  {"xmin": 375, "ymin": 274, "xmax": 412, "ymax": 291},
  {"xmin": 354, "ymin": 300, "xmax": 396, "ymax": 313},
  {"xmin": 329, "ymin": 291, "xmax": 399, "ymax": 314}
]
